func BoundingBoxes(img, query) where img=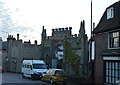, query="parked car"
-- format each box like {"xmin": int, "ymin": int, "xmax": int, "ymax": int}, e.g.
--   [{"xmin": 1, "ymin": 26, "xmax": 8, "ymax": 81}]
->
[
  {"xmin": 41, "ymin": 68, "xmax": 67, "ymax": 85},
  {"xmin": 0, "ymin": 66, "xmax": 4, "ymax": 73}
]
